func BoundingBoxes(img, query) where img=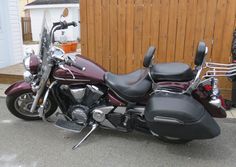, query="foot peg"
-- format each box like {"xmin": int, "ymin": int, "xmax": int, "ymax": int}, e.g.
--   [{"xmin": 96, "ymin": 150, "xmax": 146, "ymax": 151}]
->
[
  {"xmin": 72, "ymin": 124, "xmax": 98, "ymax": 150},
  {"xmin": 55, "ymin": 118, "xmax": 85, "ymax": 133}
]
